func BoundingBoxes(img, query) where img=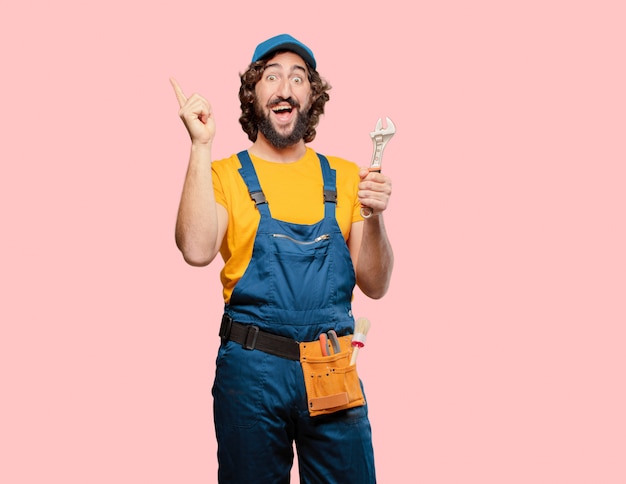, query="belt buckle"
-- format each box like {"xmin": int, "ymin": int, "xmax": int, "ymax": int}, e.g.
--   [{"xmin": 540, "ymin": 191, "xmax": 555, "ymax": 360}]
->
[
  {"xmin": 219, "ymin": 314, "xmax": 233, "ymax": 344},
  {"xmin": 243, "ymin": 325, "xmax": 260, "ymax": 350}
]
